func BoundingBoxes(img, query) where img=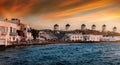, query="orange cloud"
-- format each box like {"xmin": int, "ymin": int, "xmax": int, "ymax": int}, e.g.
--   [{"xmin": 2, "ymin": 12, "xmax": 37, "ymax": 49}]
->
[
  {"xmin": 43, "ymin": 0, "xmax": 118, "ymax": 18},
  {"xmin": 56, "ymin": 0, "xmax": 82, "ymax": 8},
  {"xmin": 0, "ymin": 0, "xmax": 41, "ymax": 18},
  {"xmin": 0, "ymin": 0, "xmax": 120, "ymax": 31}
]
